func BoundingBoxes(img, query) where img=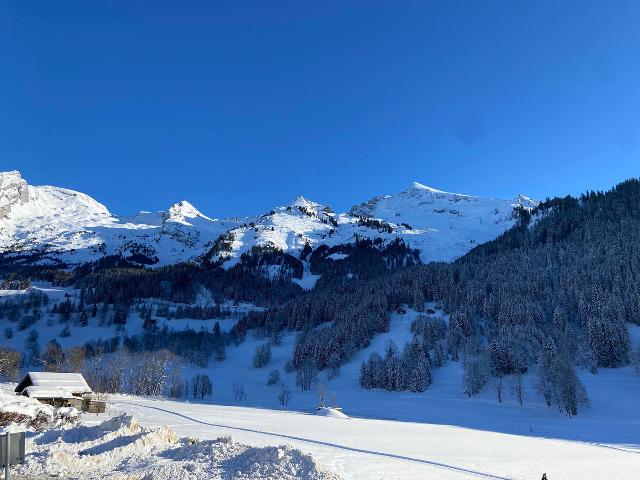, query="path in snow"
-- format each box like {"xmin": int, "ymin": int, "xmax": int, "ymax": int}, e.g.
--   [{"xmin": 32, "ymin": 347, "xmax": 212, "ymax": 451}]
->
[
  {"xmin": 119, "ymin": 402, "xmax": 513, "ymax": 480},
  {"xmin": 110, "ymin": 397, "xmax": 639, "ymax": 480}
]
